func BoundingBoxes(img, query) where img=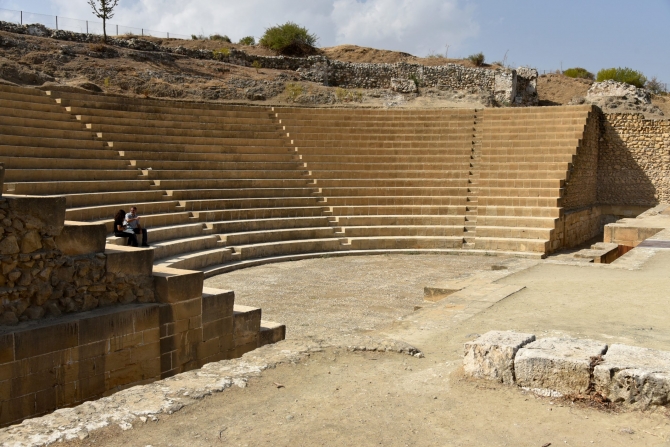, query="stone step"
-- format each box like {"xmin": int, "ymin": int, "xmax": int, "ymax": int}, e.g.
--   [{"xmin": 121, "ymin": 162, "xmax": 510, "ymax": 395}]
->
[
  {"xmin": 182, "ymin": 197, "xmax": 322, "ymax": 212},
  {"xmin": 348, "ymin": 236, "xmax": 463, "ymax": 250},
  {"xmin": 5, "ymin": 168, "xmax": 143, "ymax": 182},
  {"xmin": 329, "ymin": 205, "xmax": 466, "ymax": 216},
  {"xmin": 152, "ymin": 235, "xmax": 222, "ymax": 261},
  {"xmin": 474, "ymin": 237, "xmax": 549, "ymax": 253},
  {"xmin": 222, "ymin": 227, "xmax": 337, "ymax": 246},
  {"xmin": 65, "ymin": 200, "xmax": 181, "ymax": 221},
  {"xmin": 192, "ymin": 206, "xmax": 328, "ymax": 222},
  {"xmin": 168, "ymin": 188, "xmax": 318, "ymax": 200},
  {"xmin": 233, "ymin": 238, "xmax": 343, "ymax": 260},
  {"xmin": 145, "ymin": 169, "xmax": 307, "ymax": 181},
  {"xmin": 3, "ymin": 179, "xmax": 153, "ymax": 195},
  {"xmin": 340, "ymin": 225, "xmax": 465, "ymax": 237}
]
